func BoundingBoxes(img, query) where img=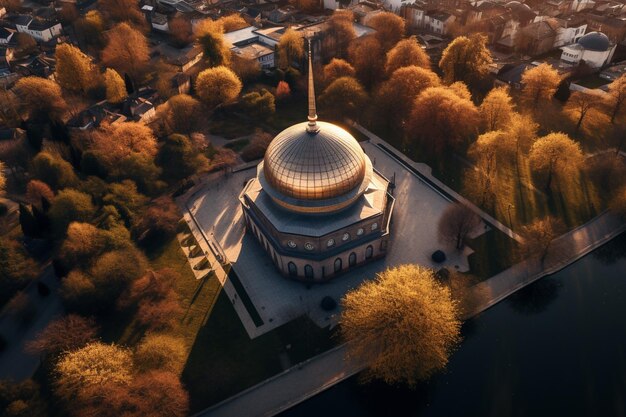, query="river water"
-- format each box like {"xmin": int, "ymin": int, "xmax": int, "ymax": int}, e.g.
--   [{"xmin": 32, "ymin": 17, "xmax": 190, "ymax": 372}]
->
[{"xmin": 282, "ymin": 234, "xmax": 626, "ymax": 417}]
